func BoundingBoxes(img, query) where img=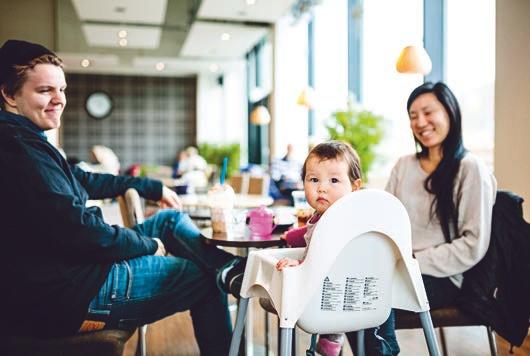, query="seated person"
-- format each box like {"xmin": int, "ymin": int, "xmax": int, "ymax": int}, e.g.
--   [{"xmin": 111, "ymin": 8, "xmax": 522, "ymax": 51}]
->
[
  {"xmin": 270, "ymin": 143, "xmax": 303, "ymax": 203},
  {"xmin": 277, "ymin": 141, "xmax": 362, "ymax": 356},
  {"xmin": 0, "ymin": 39, "xmax": 244, "ymax": 354},
  {"xmin": 345, "ymin": 82, "xmax": 497, "ymax": 355},
  {"xmin": 177, "ymin": 146, "xmax": 209, "ymax": 188}
]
